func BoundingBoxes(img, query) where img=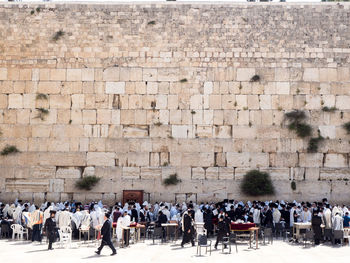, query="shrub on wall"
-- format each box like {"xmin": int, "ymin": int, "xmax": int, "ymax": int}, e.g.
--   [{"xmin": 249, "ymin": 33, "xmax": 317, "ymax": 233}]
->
[
  {"xmin": 240, "ymin": 170, "xmax": 275, "ymax": 196},
  {"xmin": 75, "ymin": 176, "xmax": 101, "ymax": 190},
  {"xmin": 1, "ymin": 145, "xmax": 19, "ymax": 156},
  {"xmin": 284, "ymin": 110, "xmax": 312, "ymax": 138},
  {"xmin": 163, "ymin": 174, "xmax": 181, "ymax": 186}
]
